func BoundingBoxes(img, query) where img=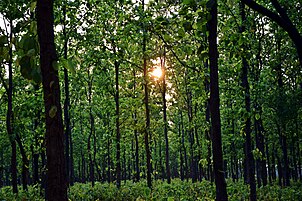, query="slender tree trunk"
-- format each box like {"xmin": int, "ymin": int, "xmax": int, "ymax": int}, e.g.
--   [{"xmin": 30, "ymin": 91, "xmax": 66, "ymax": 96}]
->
[
  {"xmin": 16, "ymin": 134, "xmax": 29, "ymax": 191},
  {"xmin": 142, "ymin": 0, "xmax": 152, "ymax": 189},
  {"xmin": 208, "ymin": 1, "xmax": 228, "ymax": 200},
  {"xmin": 240, "ymin": 2, "xmax": 256, "ymax": 200},
  {"xmin": 276, "ymin": 39, "xmax": 290, "ymax": 187},
  {"xmin": 37, "ymin": 0, "xmax": 67, "ymax": 199},
  {"xmin": 205, "ymin": 60, "xmax": 213, "ymax": 182},
  {"xmin": 266, "ymin": 138, "xmax": 272, "ymax": 183},
  {"xmin": 115, "ymin": 59, "xmax": 121, "ymax": 188},
  {"xmin": 271, "ymin": 145, "xmax": 276, "ymax": 181},
  {"xmin": 132, "ymin": 71, "xmax": 140, "ymax": 182},
  {"xmin": 70, "ymin": 124, "xmax": 74, "ymax": 185},
  {"xmin": 62, "ymin": 2, "xmax": 72, "ymax": 187},
  {"xmin": 0, "ymin": 151, "xmax": 3, "ymax": 188},
  {"xmin": 1, "ymin": 20, "xmax": 18, "ymax": 193},
  {"xmin": 178, "ymin": 111, "xmax": 184, "ymax": 181},
  {"xmin": 161, "ymin": 55, "xmax": 171, "ymax": 184},
  {"xmin": 5, "ymin": 19, "xmax": 18, "ymax": 194}
]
